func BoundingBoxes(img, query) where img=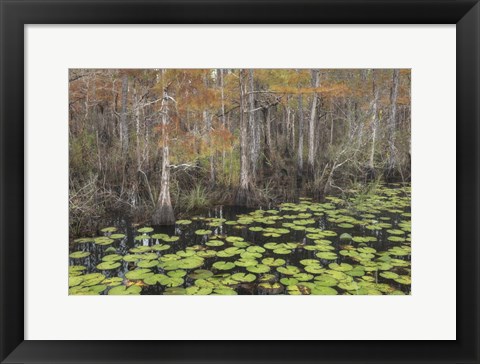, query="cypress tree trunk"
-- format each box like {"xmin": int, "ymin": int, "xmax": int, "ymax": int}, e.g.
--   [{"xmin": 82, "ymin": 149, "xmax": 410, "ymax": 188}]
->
[
  {"xmin": 297, "ymin": 93, "xmax": 304, "ymax": 178},
  {"xmin": 367, "ymin": 70, "xmax": 379, "ymax": 180},
  {"xmin": 119, "ymin": 74, "xmax": 129, "ymax": 155},
  {"xmin": 387, "ymin": 69, "xmax": 399, "ymax": 176},
  {"xmin": 152, "ymin": 88, "xmax": 175, "ymax": 225},
  {"xmin": 307, "ymin": 70, "xmax": 319, "ymax": 179},
  {"xmin": 236, "ymin": 70, "xmax": 254, "ymax": 206}
]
